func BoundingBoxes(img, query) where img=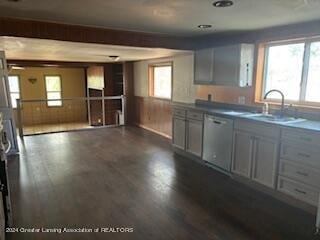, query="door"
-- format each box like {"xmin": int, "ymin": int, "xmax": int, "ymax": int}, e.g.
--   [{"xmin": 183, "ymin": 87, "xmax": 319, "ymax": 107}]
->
[
  {"xmin": 0, "ymin": 51, "xmax": 18, "ymax": 154},
  {"xmin": 252, "ymin": 136, "xmax": 279, "ymax": 188},
  {"xmin": 172, "ymin": 117, "xmax": 186, "ymax": 150},
  {"xmin": 232, "ymin": 130, "xmax": 254, "ymax": 178},
  {"xmin": 213, "ymin": 45, "xmax": 239, "ymax": 86},
  {"xmin": 194, "ymin": 48, "xmax": 214, "ymax": 84},
  {"xmin": 186, "ymin": 119, "xmax": 202, "ymax": 157}
]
